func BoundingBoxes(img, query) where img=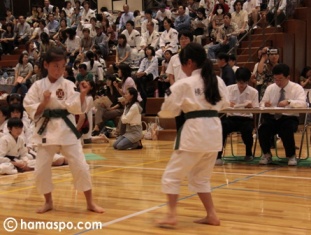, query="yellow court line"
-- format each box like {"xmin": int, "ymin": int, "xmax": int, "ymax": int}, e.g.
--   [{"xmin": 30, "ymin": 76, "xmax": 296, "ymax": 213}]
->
[{"xmin": 0, "ymin": 158, "xmax": 170, "ymax": 195}]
